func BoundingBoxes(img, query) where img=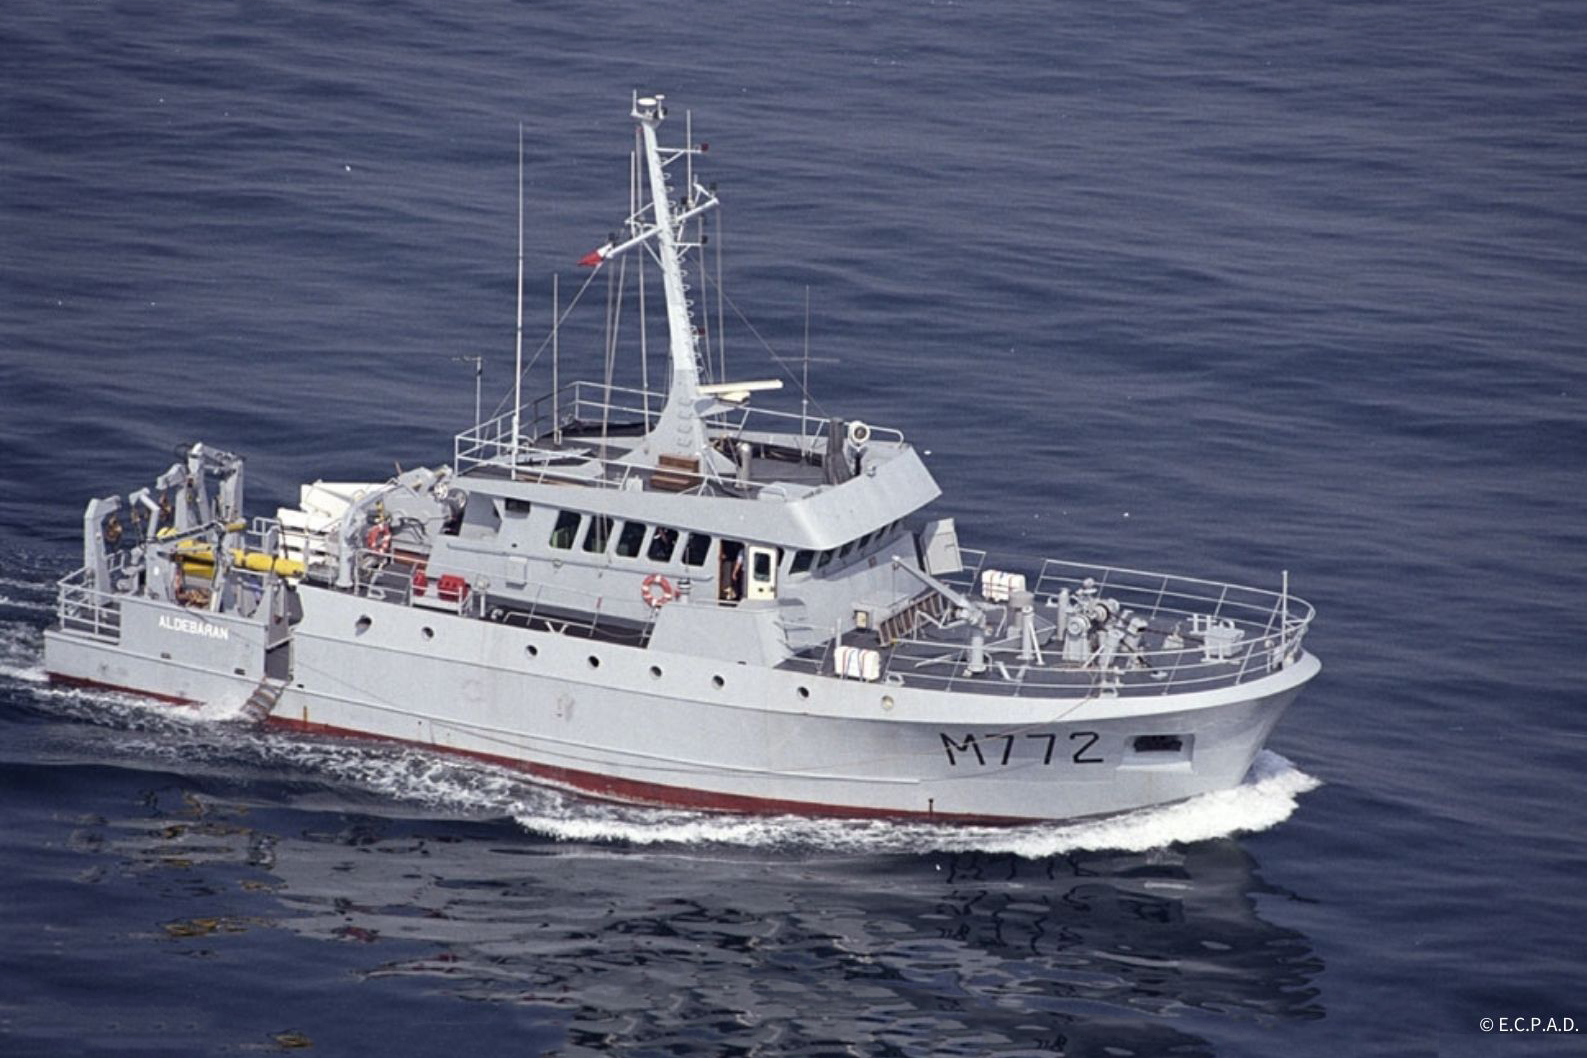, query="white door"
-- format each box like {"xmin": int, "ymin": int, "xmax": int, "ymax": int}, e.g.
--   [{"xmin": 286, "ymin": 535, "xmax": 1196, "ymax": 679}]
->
[{"xmin": 746, "ymin": 546, "xmax": 777, "ymax": 601}]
